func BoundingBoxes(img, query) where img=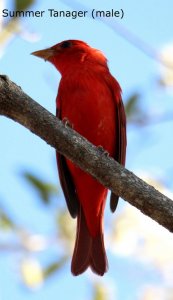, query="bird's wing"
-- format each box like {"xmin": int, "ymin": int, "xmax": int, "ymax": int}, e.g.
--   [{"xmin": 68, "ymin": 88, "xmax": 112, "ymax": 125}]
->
[
  {"xmin": 56, "ymin": 107, "xmax": 79, "ymax": 218},
  {"xmin": 109, "ymin": 79, "xmax": 127, "ymax": 212},
  {"xmin": 116, "ymin": 95, "xmax": 126, "ymax": 166}
]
